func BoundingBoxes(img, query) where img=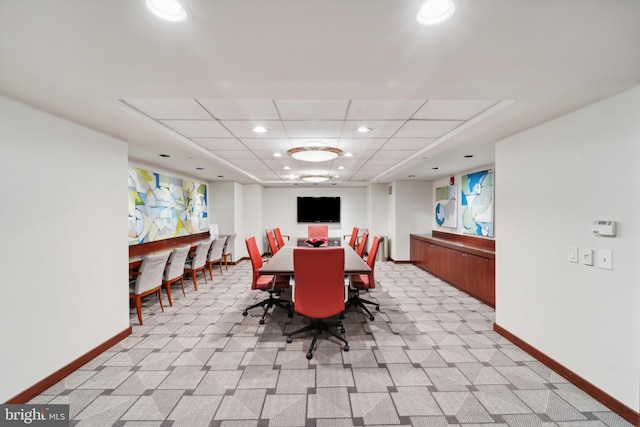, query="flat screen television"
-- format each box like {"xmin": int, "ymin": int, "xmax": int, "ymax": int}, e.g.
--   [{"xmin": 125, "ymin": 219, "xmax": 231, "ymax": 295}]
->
[{"xmin": 297, "ymin": 197, "xmax": 341, "ymax": 223}]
